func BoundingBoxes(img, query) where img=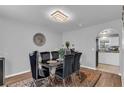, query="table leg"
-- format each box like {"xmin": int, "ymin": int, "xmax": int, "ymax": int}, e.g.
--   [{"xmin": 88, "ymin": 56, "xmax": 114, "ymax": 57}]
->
[{"xmin": 48, "ymin": 66, "xmax": 56, "ymax": 86}]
